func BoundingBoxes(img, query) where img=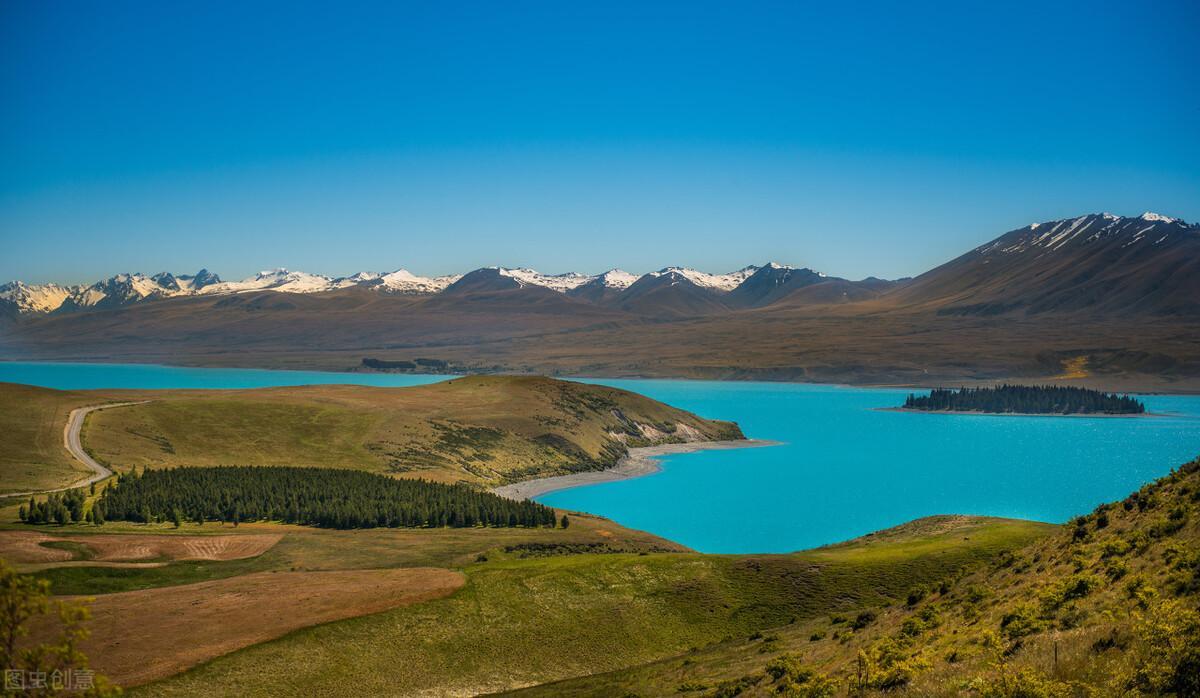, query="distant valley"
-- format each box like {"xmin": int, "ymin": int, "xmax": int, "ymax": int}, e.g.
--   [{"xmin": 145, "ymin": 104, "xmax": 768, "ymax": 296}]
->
[{"xmin": 2, "ymin": 212, "xmax": 1198, "ymax": 389}]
